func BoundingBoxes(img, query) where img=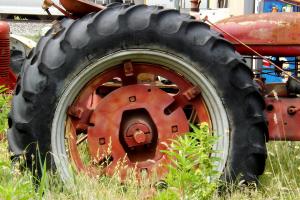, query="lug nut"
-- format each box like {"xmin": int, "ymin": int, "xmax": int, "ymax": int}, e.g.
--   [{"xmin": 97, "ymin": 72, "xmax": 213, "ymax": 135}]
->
[{"xmin": 133, "ymin": 129, "xmax": 146, "ymax": 144}]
